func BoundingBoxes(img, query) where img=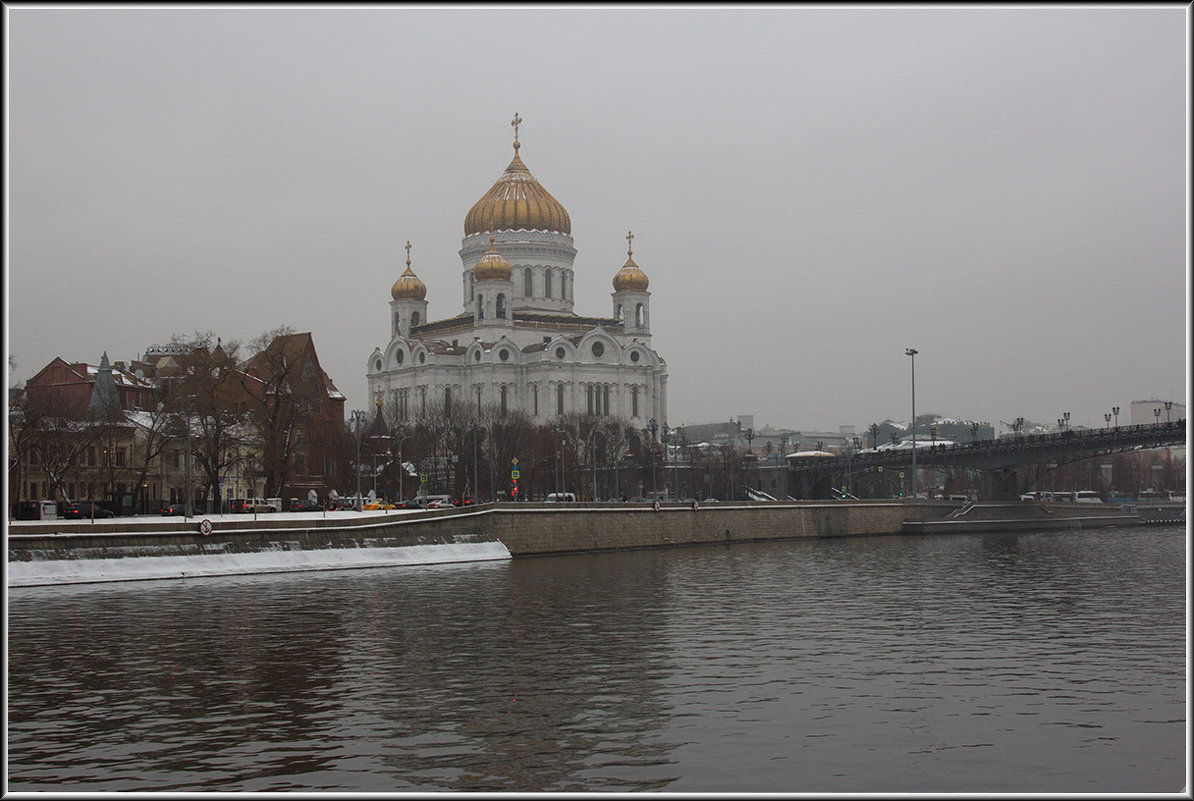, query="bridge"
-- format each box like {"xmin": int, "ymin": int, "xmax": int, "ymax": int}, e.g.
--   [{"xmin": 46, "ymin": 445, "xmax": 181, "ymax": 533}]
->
[{"xmin": 785, "ymin": 420, "xmax": 1186, "ymax": 499}]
